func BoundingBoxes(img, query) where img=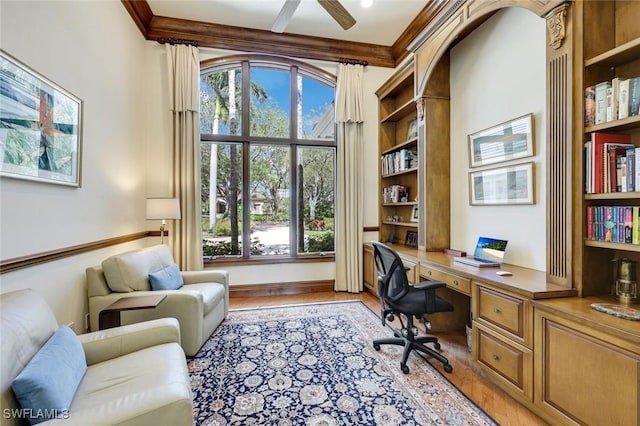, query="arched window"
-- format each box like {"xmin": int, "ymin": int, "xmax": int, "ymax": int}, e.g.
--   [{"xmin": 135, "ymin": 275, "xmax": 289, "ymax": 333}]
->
[{"xmin": 199, "ymin": 56, "xmax": 336, "ymax": 260}]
